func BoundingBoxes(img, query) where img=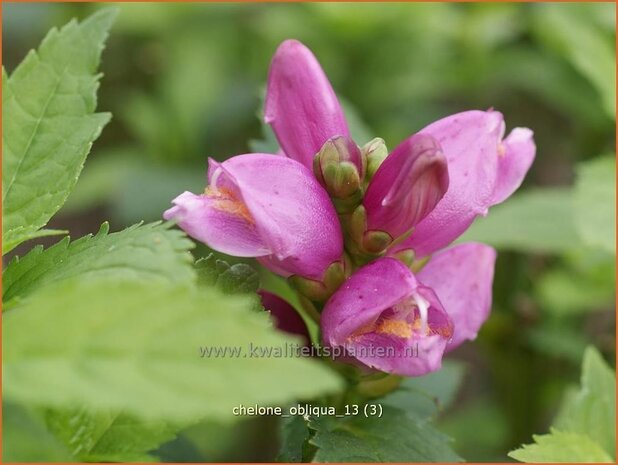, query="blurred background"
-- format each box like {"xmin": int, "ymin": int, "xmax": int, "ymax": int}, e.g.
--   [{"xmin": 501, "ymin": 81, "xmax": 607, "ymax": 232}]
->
[{"xmin": 3, "ymin": 2, "xmax": 616, "ymax": 462}]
